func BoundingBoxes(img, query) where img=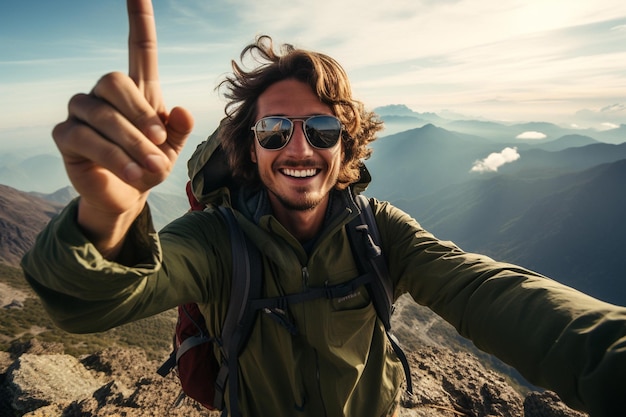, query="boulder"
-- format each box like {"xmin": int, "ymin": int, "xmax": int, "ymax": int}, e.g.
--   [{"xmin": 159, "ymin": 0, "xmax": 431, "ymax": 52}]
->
[{"xmin": 6, "ymin": 353, "xmax": 102, "ymax": 414}]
